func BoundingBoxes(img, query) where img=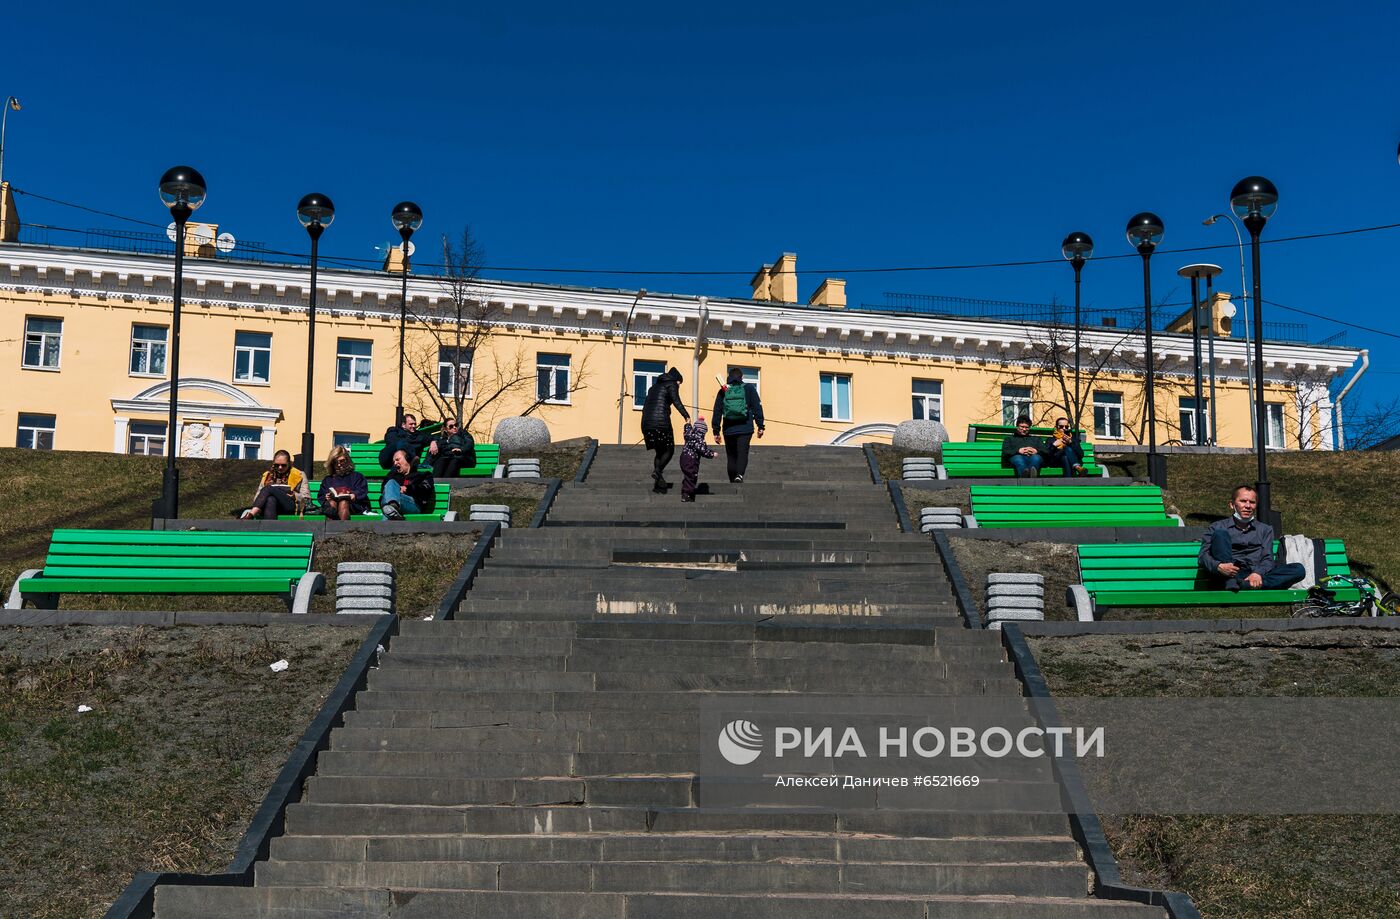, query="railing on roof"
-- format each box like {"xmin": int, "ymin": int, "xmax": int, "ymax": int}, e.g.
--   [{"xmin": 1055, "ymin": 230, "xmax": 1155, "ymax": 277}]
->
[
  {"xmin": 17, "ymin": 224, "xmax": 283, "ymax": 264},
  {"xmin": 860, "ymin": 293, "xmax": 1338, "ymax": 346}
]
